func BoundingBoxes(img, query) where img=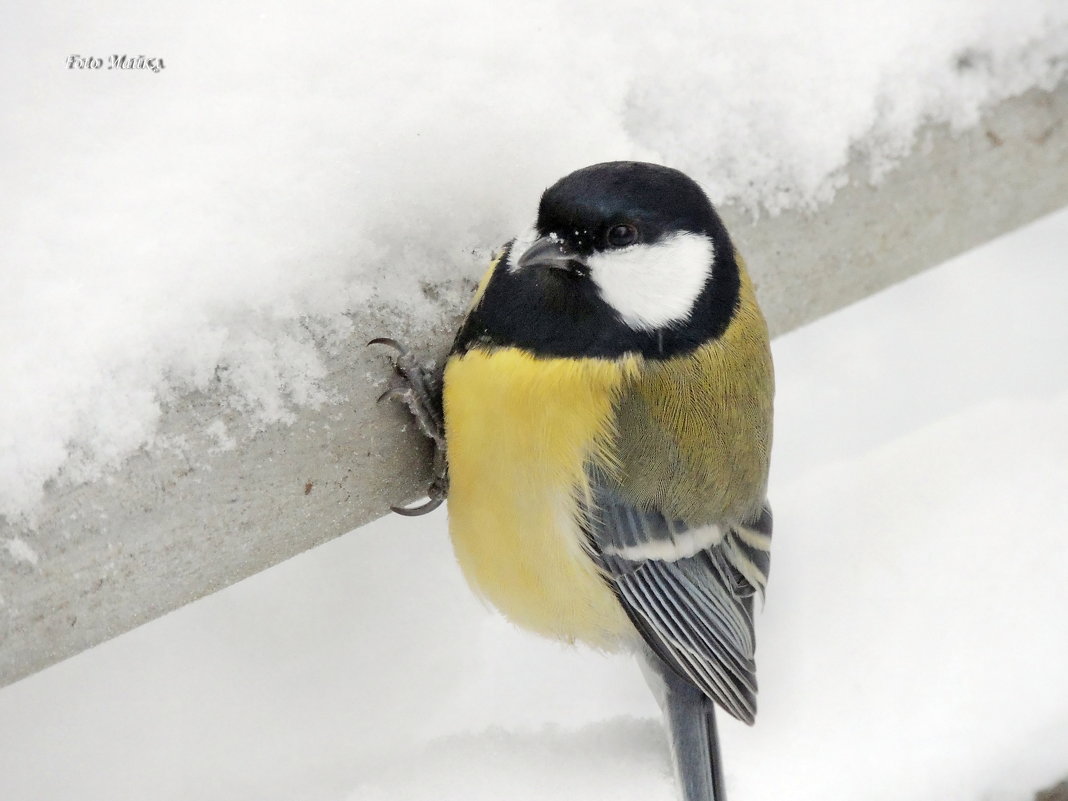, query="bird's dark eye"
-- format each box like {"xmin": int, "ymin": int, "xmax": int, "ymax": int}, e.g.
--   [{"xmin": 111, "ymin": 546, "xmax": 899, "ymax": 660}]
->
[{"xmin": 606, "ymin": 224, "xmax": 638, "ymax": 248}]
